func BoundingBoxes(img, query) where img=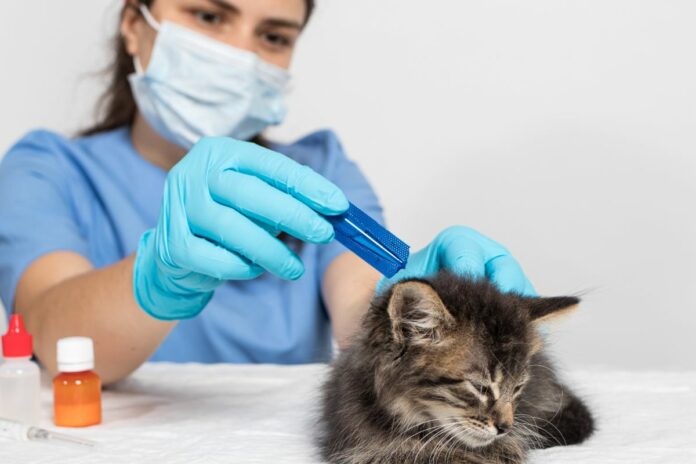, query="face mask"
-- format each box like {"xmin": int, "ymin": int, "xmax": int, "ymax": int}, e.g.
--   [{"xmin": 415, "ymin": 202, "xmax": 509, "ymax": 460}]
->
[{"xmin": 128, "ymin": 5, "xmax": 291, "ymax": 149}]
